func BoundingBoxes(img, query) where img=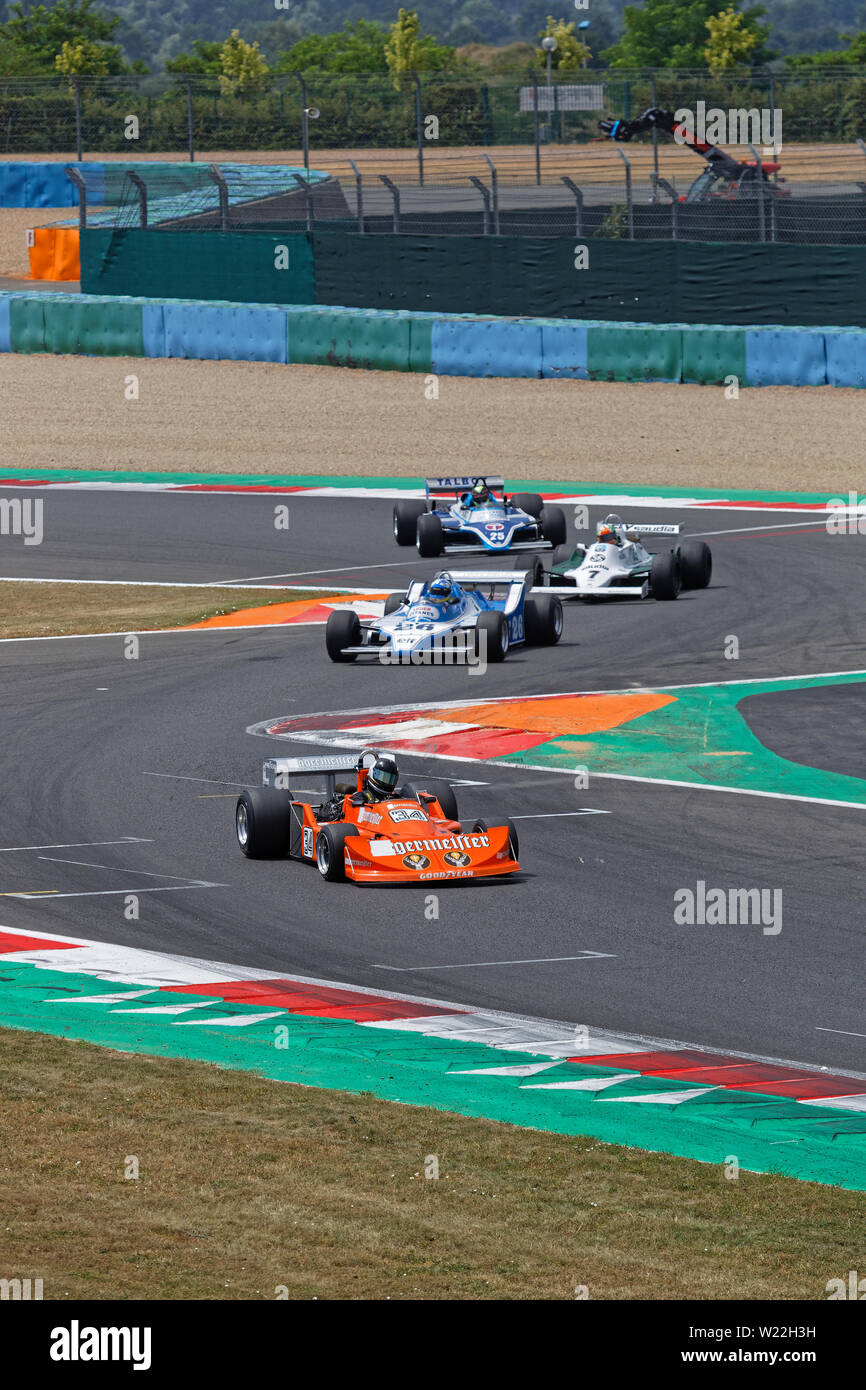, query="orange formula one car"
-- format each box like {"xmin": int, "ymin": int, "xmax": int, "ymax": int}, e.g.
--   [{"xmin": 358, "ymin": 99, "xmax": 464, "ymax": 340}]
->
[{"xmin": 236, "ymin": 748, "xmax": 520, "ymax": 884}]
